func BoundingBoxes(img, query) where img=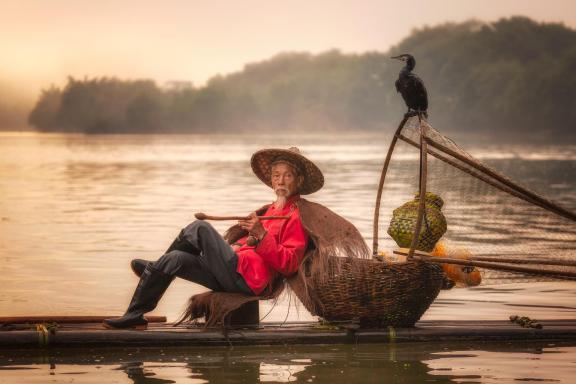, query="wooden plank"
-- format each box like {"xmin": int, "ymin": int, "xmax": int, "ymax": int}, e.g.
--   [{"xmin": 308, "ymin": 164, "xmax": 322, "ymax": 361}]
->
[{"xmin": 0, "ymin": 315, "xmax": 167, "ymax": 324}]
